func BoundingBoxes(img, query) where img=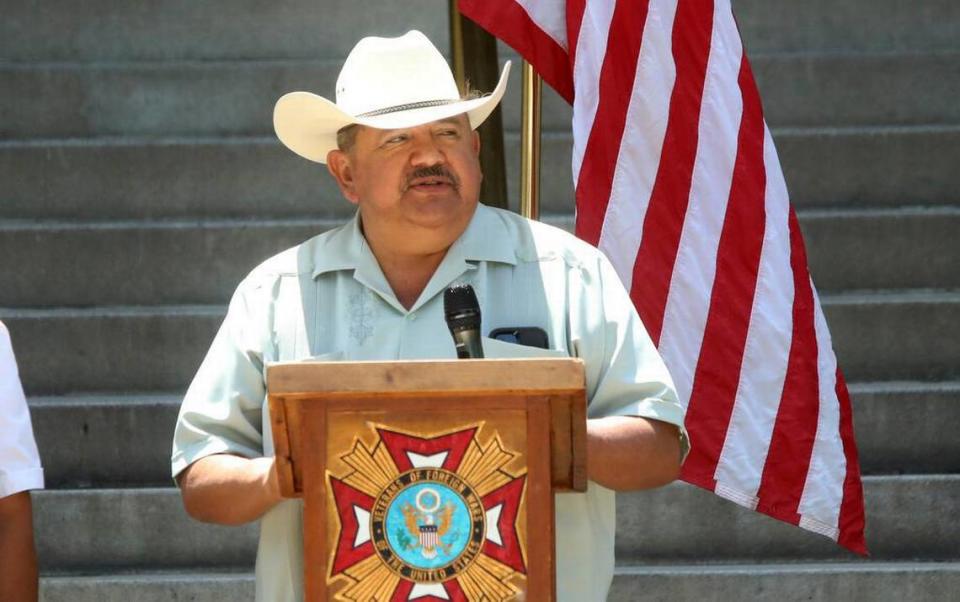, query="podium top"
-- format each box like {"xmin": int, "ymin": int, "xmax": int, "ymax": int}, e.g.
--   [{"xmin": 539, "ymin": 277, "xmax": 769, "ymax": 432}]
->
[
  {"xmin": 266, "ymin": 358, "xmax": 588, "ymax": 497},
  {"xmin": 267, "ymin": 357, "xmax": 585, "ymax": 395}
]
